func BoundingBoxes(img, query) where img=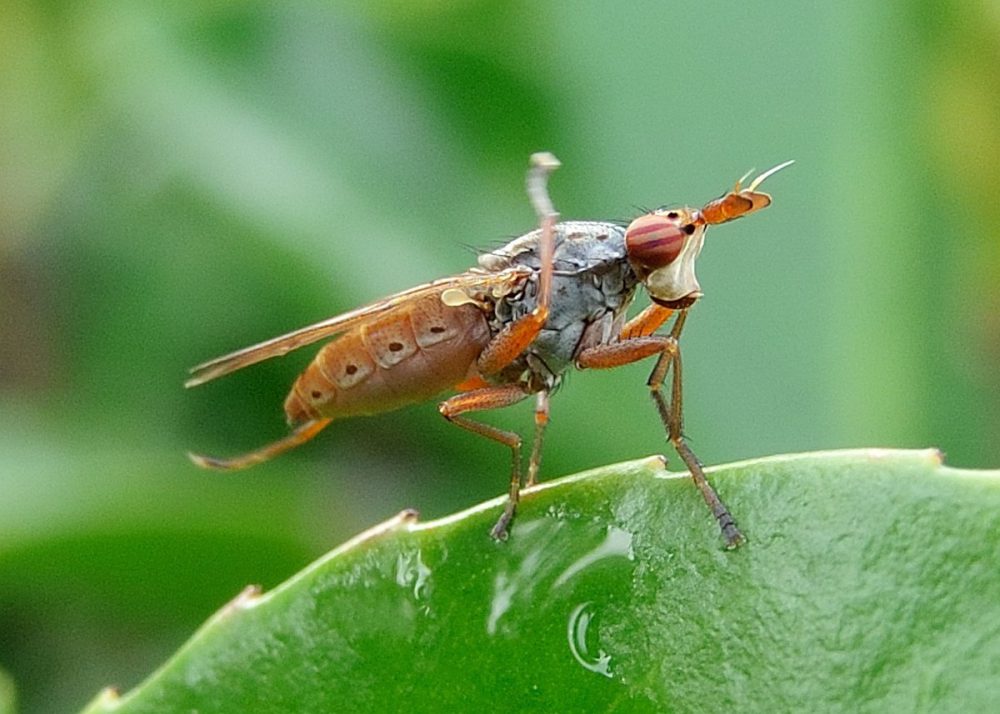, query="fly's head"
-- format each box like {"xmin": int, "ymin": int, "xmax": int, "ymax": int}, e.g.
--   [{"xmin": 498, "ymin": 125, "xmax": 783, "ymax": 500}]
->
[
  {"xmin": 625, "ymin": 160, "xmax": 793, "ymax": 307},
  {"xmin": 625, "ymin": 207, "xmax": 705, "ymax": 307}
]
